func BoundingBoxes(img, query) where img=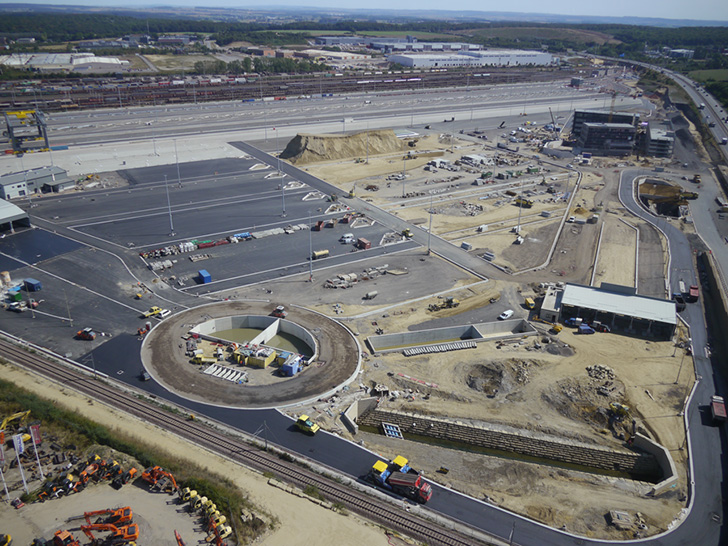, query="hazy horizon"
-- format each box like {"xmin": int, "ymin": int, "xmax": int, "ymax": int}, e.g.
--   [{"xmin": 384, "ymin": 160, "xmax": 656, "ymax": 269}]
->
[{"xmin": 4, "ymin": 0, "xmax": 728, "ymax": 24}]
